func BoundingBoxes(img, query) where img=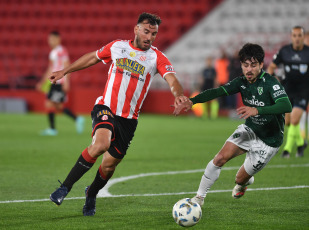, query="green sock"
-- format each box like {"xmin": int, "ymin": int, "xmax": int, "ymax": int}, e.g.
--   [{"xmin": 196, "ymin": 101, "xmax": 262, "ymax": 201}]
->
[
  {"xmin": 294, "ymin": 124, "xmax": 304, "ymax": 147},
  {"xmin": 203, "ymin": 103, "xmax": 209, "ymax": 118},
  {"xmin": 210, "ymin": 100, "xmax": 219, "ymax": 119},
  {"xmin": 284, "ymin": 124, "xmax": 296, "ymax": 152}
]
